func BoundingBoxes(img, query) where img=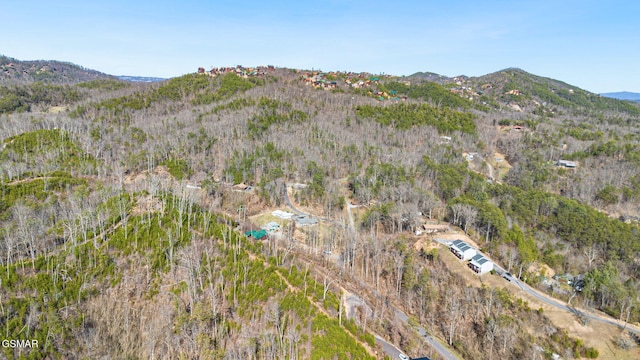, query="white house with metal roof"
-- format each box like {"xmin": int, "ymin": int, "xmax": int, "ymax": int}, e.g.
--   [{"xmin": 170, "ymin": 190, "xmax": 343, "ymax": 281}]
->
[
  {"xmin": 468, "ymin": 253, "xmax": 493, "ymax": 275},
  {"xmin": 449, "ymin": 239, "xmax": 477, "ymax": 261}
]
